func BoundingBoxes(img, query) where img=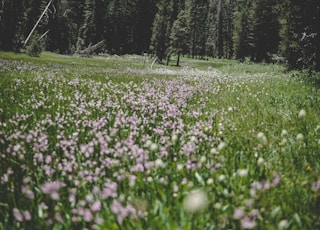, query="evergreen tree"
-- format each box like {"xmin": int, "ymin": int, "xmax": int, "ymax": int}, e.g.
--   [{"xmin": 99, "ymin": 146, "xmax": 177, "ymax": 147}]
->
[
  {"xmin": 0, "ymin": 0, "xmax": 27, "ymax": 51},
  {"xmin": 279, "ymin": 0, "xmax": 311, "ymax": 70},
  {"xmin": 135, "ymin": 0, "xmax": 157, "ymax": 53},
  {"xmin": 298, "ymin": 0, "xmax": 320, "ymax": 71},
  {"xmin": 206, "ymin": 0, "xmax": 234, "ymax": 59},
  {"xmin": 46, "ymin": 0, "xmax": 74, "ymax": 53},
  {"xmin": 188, "ymin": 0, "xmax": 209, "ymax": 58},
  {"xmin": 311, "ymin": 1, "xmax": 320, "ymax": 71},
  {"xmin": 76, "ymin": 0, "xmax": 95, "ymax": 52},
  {"xmin": 169, "ymin": 10, "xmax": 190, "ymax": 66},
  {"xmin": 94, "ymin": 0, "xmax": 107, "ymax": 44},
  {"xmin": 253, "ymin": 0, "xmax": 280, "ymax": 62},
  {"xmin": 215, "ymin": 0, "xmax": 224, "ymax": 58},
  {"xmin": 233, "ymin": 0, "xmax": 255, "ymax": 60},
  {"xmin": 150, "ymin": 0, "xmax": 182, "ymax": 62}
]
